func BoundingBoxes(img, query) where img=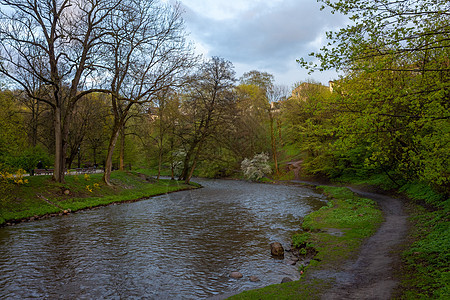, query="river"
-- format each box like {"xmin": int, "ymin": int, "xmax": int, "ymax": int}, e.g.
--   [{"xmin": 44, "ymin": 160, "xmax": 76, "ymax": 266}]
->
[{"xmin": 0, "ymin": 179, "xmax": 326, "ymax": 299}]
